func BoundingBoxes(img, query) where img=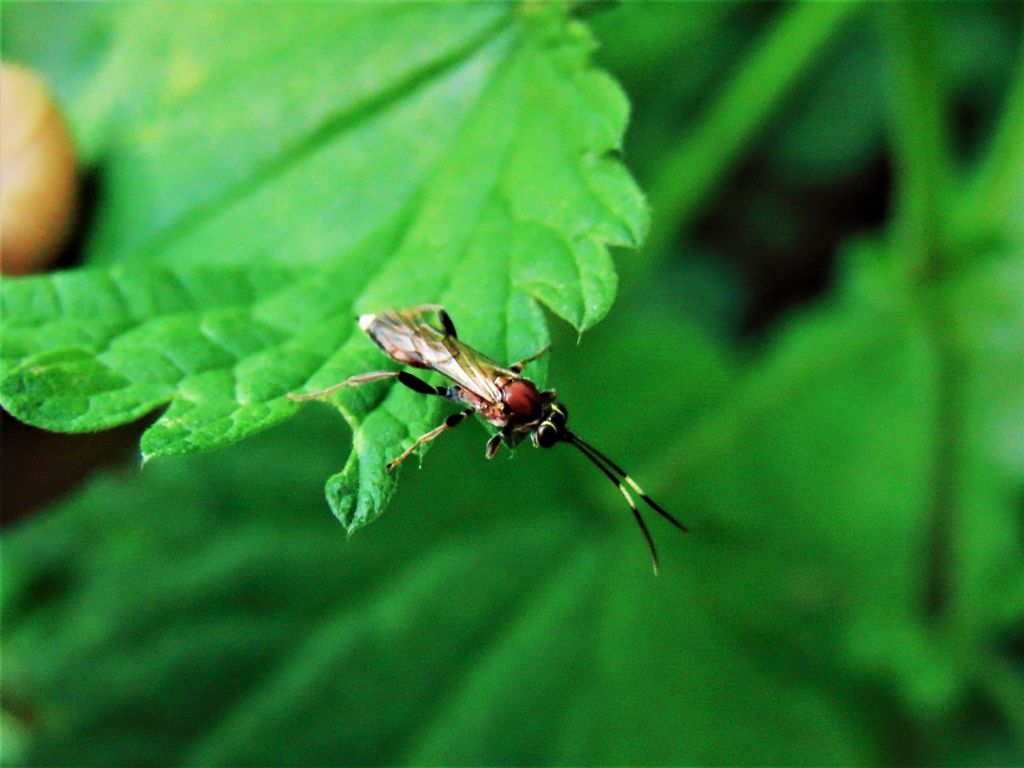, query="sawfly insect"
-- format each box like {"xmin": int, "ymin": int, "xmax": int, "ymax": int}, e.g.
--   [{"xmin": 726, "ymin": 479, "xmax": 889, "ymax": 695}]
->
[{"xmin": 288, "ymin": 305, "xmax": 686, "ymax": 574}]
